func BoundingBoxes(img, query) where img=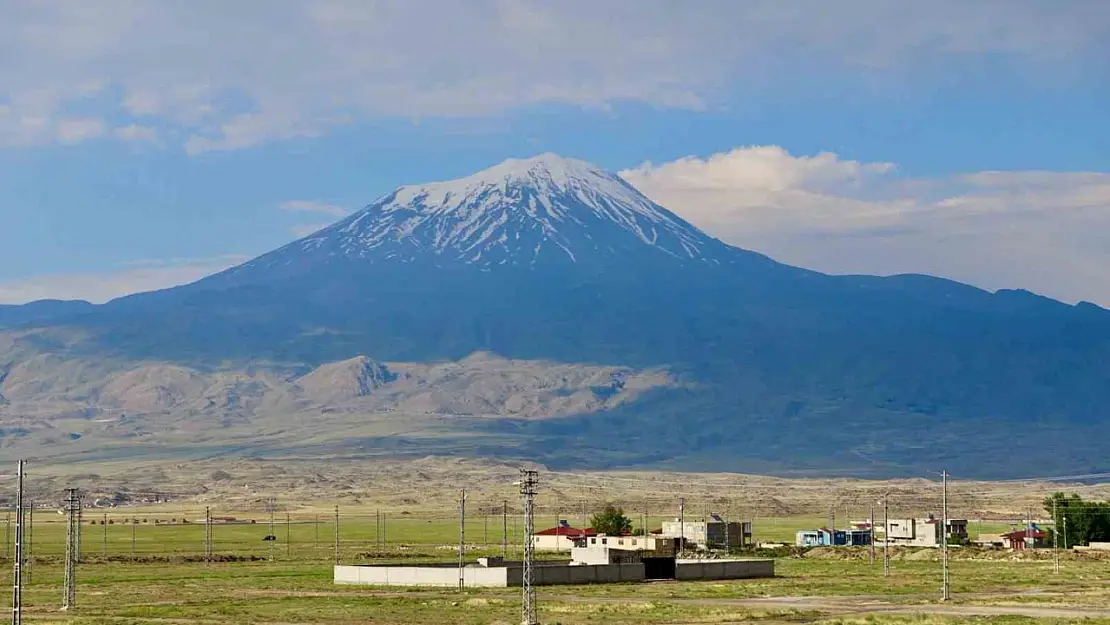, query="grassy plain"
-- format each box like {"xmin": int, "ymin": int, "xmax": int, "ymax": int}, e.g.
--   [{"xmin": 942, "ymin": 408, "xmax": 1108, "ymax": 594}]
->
[{"xmin": 1, "ymin": 515, "xmax": 1108, "ymax": 624}]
